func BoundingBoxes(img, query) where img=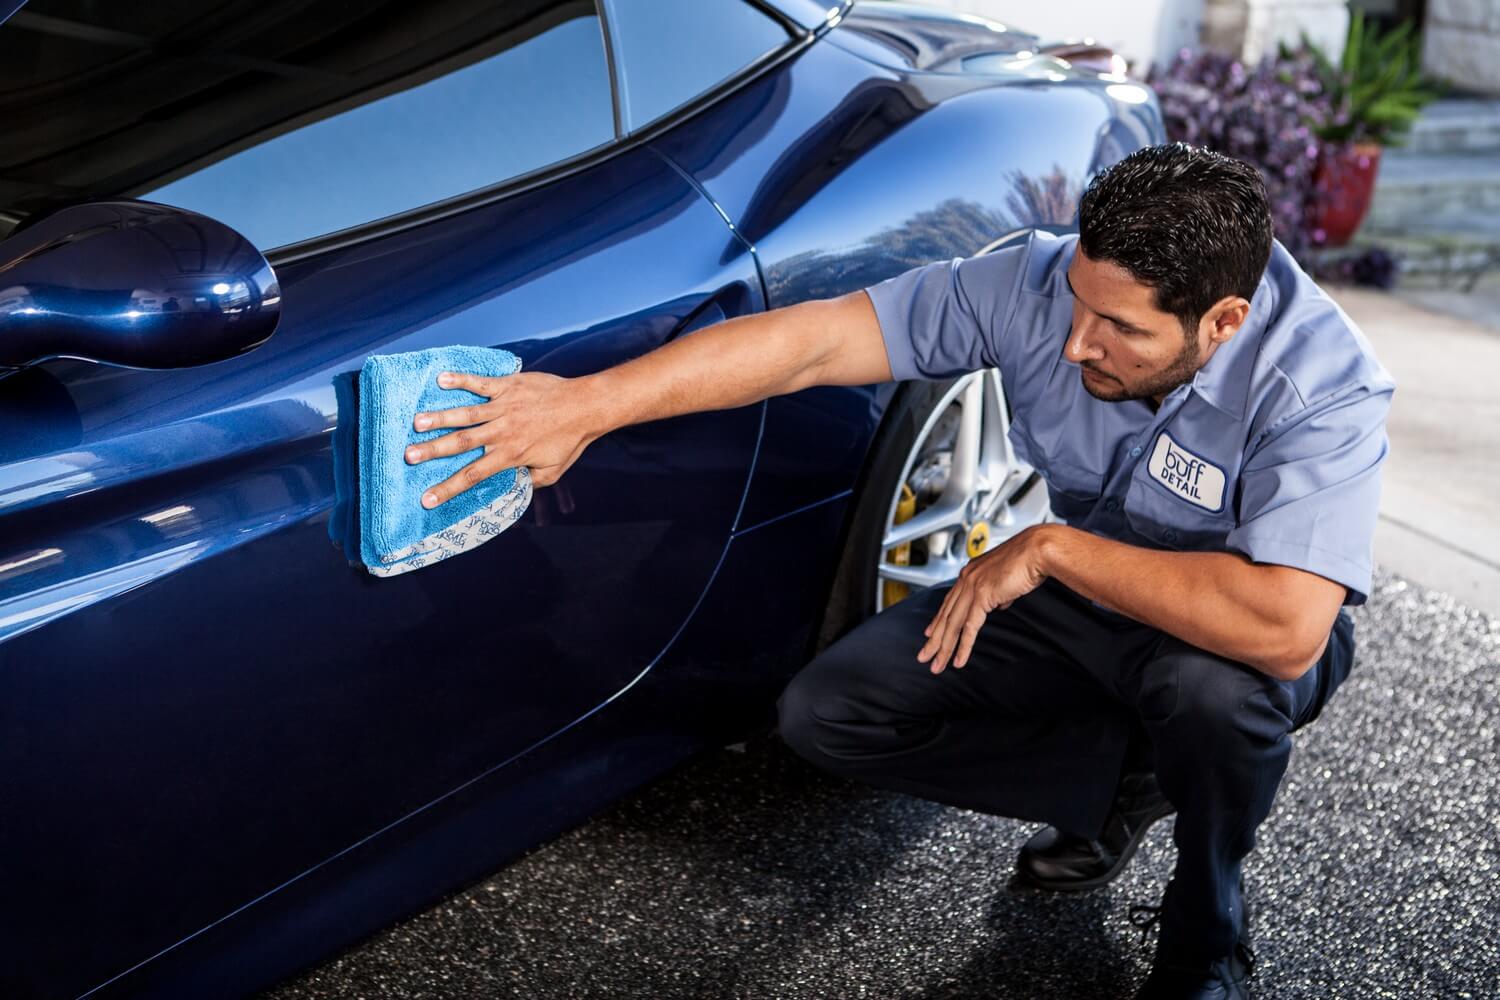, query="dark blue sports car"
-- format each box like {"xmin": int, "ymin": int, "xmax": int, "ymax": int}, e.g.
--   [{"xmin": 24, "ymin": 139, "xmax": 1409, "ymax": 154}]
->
[{"xmin": 0, "ymin": 1, "xmax": 1163, "ymax": 996}]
